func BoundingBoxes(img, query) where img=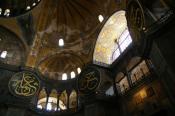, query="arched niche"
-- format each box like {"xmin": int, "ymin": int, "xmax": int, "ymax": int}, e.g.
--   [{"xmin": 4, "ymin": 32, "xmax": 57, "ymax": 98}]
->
[
  {"xmin": 37, "ymin": 88, "xmax": 47, "ymax": 110},
  {"xmin": 93, "ymin": 10, "xmax": 132, "ymax": 67},
  {"xmin": 46, "ymin": 89, "xmax": 58, "ymax": 111},
  {"xmin": 69, "ymin": 90, "xmax": 77, "ymax": 109},
  {"xmin": 0, "ymin": 26, "xmax": 27, "ymax": 66},
  {"xmin": 59, "ymin": 90, "xmax": 68, "ymax": 110}
]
